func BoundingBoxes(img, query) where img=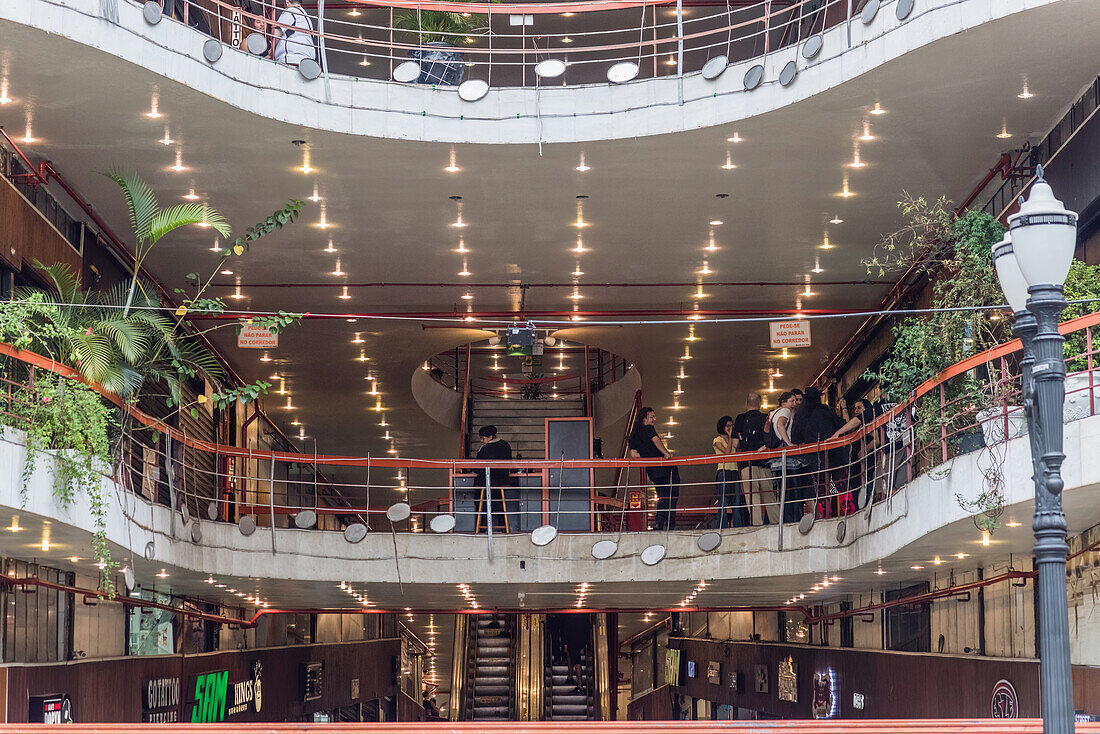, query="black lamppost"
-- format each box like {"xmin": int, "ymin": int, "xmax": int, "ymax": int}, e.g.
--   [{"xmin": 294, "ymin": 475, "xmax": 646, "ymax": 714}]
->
[{"xmin": 992, "ymin": 166, "xmax": 1077, "ymax": 733}]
